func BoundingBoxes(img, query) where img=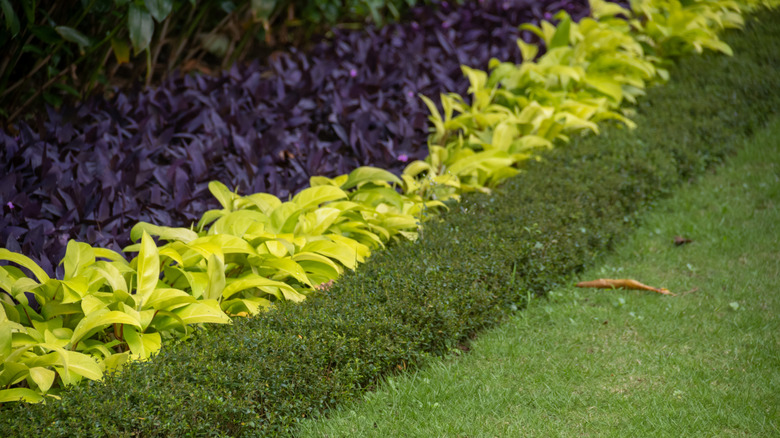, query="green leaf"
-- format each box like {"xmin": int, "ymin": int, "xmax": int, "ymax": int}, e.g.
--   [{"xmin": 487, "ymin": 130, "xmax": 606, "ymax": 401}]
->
[
  {"xmin": 70, "ymin": 309, "xmax": 141, "ymax": 346},
  {"xmin": 210, "ymin": 210, "xmax": 268, "ymax": 237},
  {"xmin": 11, "ymin": 277, "xmax": 40, "ymax": 299},
  {"xmin": 0, "ymin": 359, "xmax": 29, "ymax": 387},
  {"xmin": 54, "ymin": 26, "xmax": 92, "ymax": 48},
  {"xmin": 208, "ymin": 180, "xmax": 236, "ymax": 211},
  {"xmin": 293, "ymin": 252, "xmax": 342, "ymax": 279},
  {"xmin": 91, "ymin": 261, "xmax": 129, "ymax": 294},
  {"xmin": 0, "ymin": 321, "xmax": 13, "ymax": 360},
  {"xmin": 135, "ymin": 231, "xmax": 160, "ymax": 308},
  {"xmin": 241, "ymin": 193, "xmax": 282, "ymax": 215},
  {"xmin": 461, "ymin": 66, "xmax": 488, "ymax": 97},
  {"xmin": 0, "ymin": 249, "xmax": 50, "ymax": 284},
  {"xmin": 28, "ymin": 24, "xmax": 60, "ymax": 44},
  {"xmin": 341, "ymin": 167, "xmax": 402, "ymax": 190},
  {"xmin": 292, "ymin": 186, "xmax": 348, "ymax": 211},
  {"xmin": 251, "ymin": 0, "xmax": 276, "ymax": 19},
  {"xmin": 549, "ymin": 15, "xmax": 572, "ymax": 50},
  {"xmin": 302, "ymin": 239, "xmax": 359, "ymax": 270},
  {"xmin": 21, "ymin": 0, "xmax": 34, "ymax": 23},
  {"xmin": 296, "ymin": 207, "xmax": 344, "ymax": 236},
  {"xmin": 0, "ymin": 0, "xmax": 20, "ymax": 37},
  {"xmin": 123, "ymin": 327, "xmax": 161, "ymax": 359},
  {"xmin": 269, "ymin": 202, "xmax": 304, "ymax": 234},
  {"xmin": 110, "ymin": 37, "xmax": 131, "ymax": 64},
  {"xmin": 145, "ymin": 0, "xmax": 173, "ymax": 22},
  {"xmin": 172, "ymin": 300, "xmax": 231, "ymax": 325},
  {"xmin": 262, "ymin": 258, "xmax": 312, "ymax": 287},
  {"xmin": 59, "ymin": 350, "xmax": 103, "ymax": 381},
  {"xmin": 40, "ymin": 302, "xmax": 82, "ymax": 320},
  {"xmin": 190, "ymin": 234, "xmax": 256, "ymax": 256},
  {"xmin": 62, "ymin": 240, "xmax": 96, "ymax": 279},
  {"xmin": 0, "ymin": 388, "xmax": 44, "ymax": 403},
  {"xmin": 28, "ymin": 367, "xmax": 56, "ymax": 393},
  {"xmin": 131, "ymin": 222, "xmax": 198, "ymax": 243},
  {"xmin": 80, "ymin": 295, "xmax": 108, "ymax": 315},
  {"xmin": 128, "ymin": 4, "xmax": 154, "ymax": 53},
  {"xmin": 517, "ymin": 39, "xmax": 539, "ymax": 62},
  {"xmin": 205, "ymin": 254, "xmax": 226, "ymax": 301},
  {"xmin": 590, "ymin": 0, "xmax": 631, "ymax": 20},
  {"xmin": 222, "ymin": 274, "xmax": 301, "ymax": 301},
  {"xmin": 94, "ymin": 248, "xmax": 127, "ymax": 263},
  {"xmin": 143, "ymin": 287, "xmax": 197, "ymax": 311}
]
